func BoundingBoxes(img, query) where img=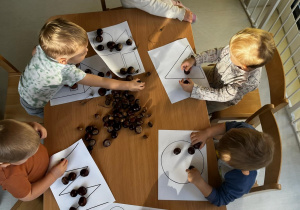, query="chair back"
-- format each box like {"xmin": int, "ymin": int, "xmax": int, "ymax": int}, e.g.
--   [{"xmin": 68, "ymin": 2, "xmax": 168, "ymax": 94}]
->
[
  {"xmin": 246, "ymin": 104, "xmax": 282, "ymax": 193},
  {"xmin": 265, "ymin": 48, "xmax": 289, "ymax": 113},
  {"xmin": 0, "ymin": 54, "xmax": 20, "ymax": 74}
]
